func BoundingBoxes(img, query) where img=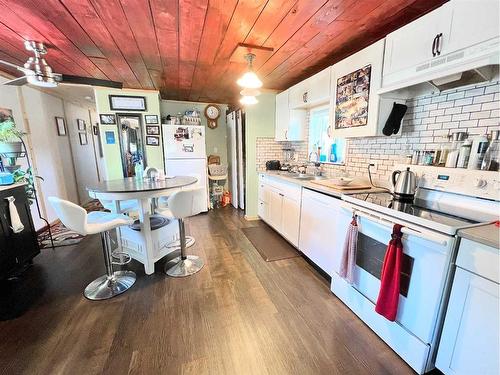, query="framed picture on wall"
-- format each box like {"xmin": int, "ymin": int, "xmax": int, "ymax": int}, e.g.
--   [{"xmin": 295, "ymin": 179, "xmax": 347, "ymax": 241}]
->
[
  {"xmin": 55, "ymin": 117, "xmax": 66, "ymax": 136},
  {"xmin": 79, "ymin": 132, "xmax": 88, "ymax": 145},
  {"xmin": 146, "ymin": 125, "xmax": 160, "ymax": 135},
  {"xmin": 146, "ymin": 136, "xmax": 159, "ymax": 146},
  {"xmin": 109, "ymin": 95, "xmax": 147, "ymax": 111},
  {"xmin": 77, "ymin": 119, "xmax": 86, "ymax": 131},
  {"xmin": 99, "ymin": 114, "xmax": 116, "ymax": 125},
  {"xmin": 145, "ymin": 115, "xmax": 158, "ymax": 124}
]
